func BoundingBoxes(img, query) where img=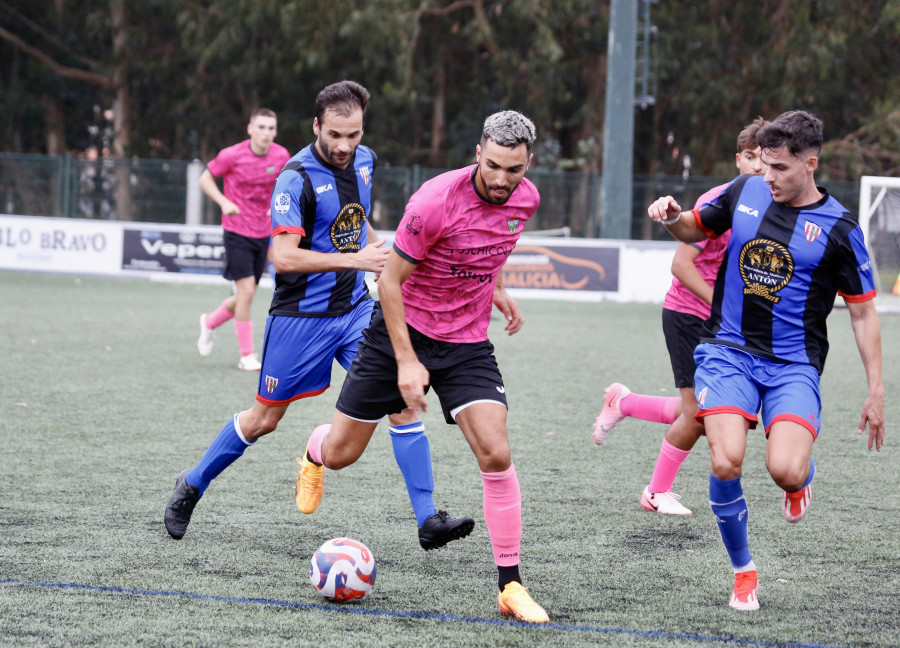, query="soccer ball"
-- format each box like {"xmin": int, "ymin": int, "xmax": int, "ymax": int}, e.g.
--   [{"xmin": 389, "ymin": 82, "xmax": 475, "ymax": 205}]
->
[{"xmin": 309, "ymin": 537, "xmax": 377, "ymax": 602}]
